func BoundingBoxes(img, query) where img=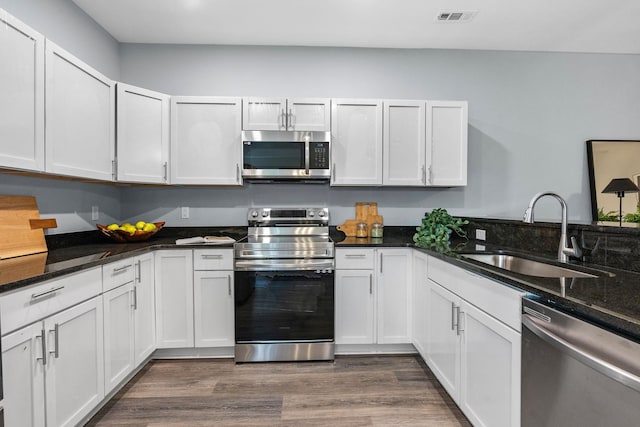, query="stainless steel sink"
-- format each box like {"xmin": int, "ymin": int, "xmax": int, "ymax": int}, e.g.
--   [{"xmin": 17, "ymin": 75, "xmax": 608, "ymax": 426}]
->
[{"xmin": 461, "ymin": 253, "xmax": 598, "ymax": 278}]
